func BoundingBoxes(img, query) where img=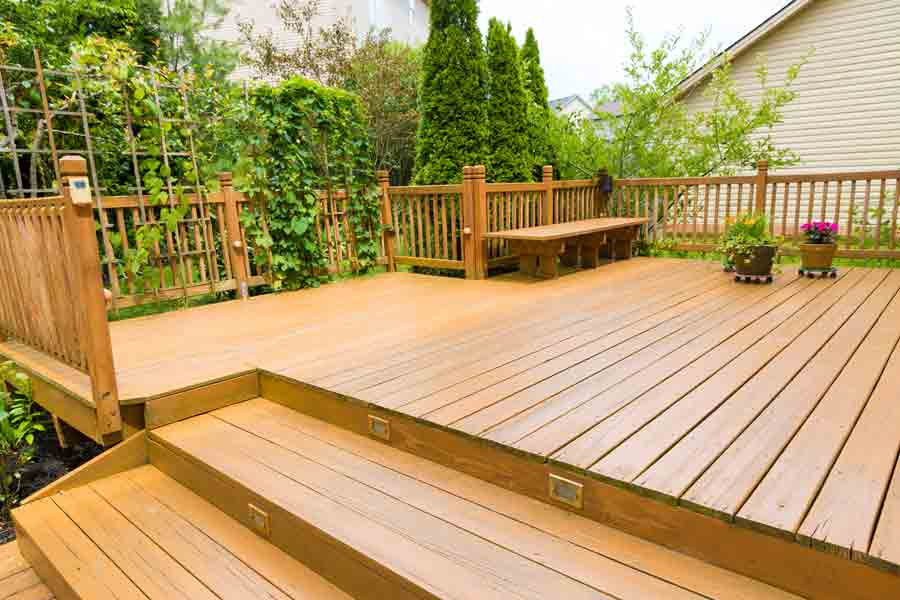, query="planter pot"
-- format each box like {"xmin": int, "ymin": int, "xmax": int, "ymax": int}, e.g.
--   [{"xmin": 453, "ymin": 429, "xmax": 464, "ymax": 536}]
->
[
  {"xmin": 734, "ymin": 245, "xmax": 777, "ymax": 277},
  {"xmin": 800, "ymin": 242, "xmax": 836, "ymax": 271}
]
